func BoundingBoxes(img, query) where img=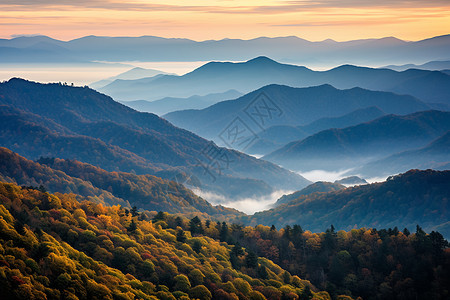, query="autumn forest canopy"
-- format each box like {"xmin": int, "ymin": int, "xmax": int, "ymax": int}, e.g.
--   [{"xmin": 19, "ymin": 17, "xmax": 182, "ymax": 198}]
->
[{"xmin": 0, "ymin": 32, "xmax": 449, "ymax": 300}]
